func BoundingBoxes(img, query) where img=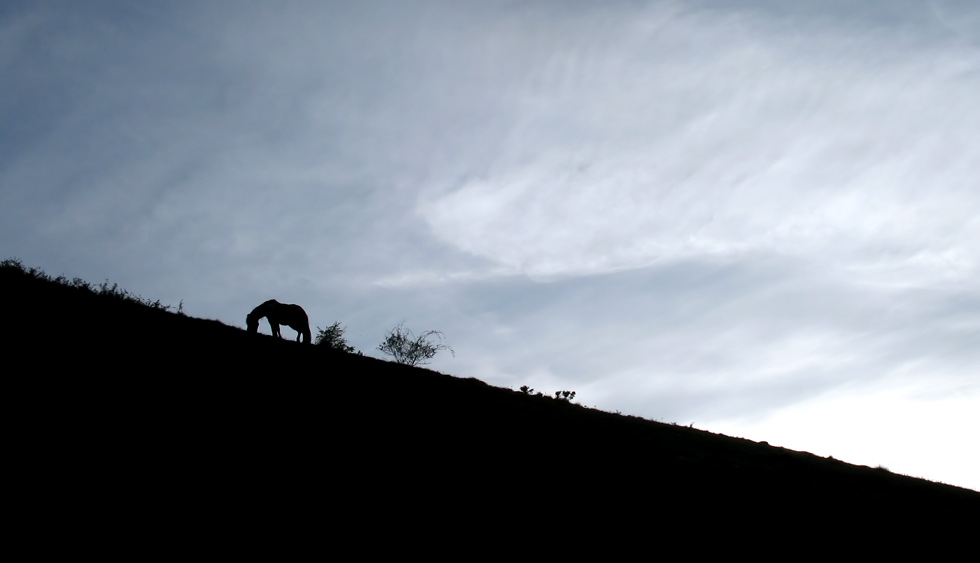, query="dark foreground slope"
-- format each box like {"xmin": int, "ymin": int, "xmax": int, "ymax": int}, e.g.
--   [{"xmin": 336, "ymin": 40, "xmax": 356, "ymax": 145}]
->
[{"xmin": 4, "ymin": 261, "xmax": 978, "ymax": 543}]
